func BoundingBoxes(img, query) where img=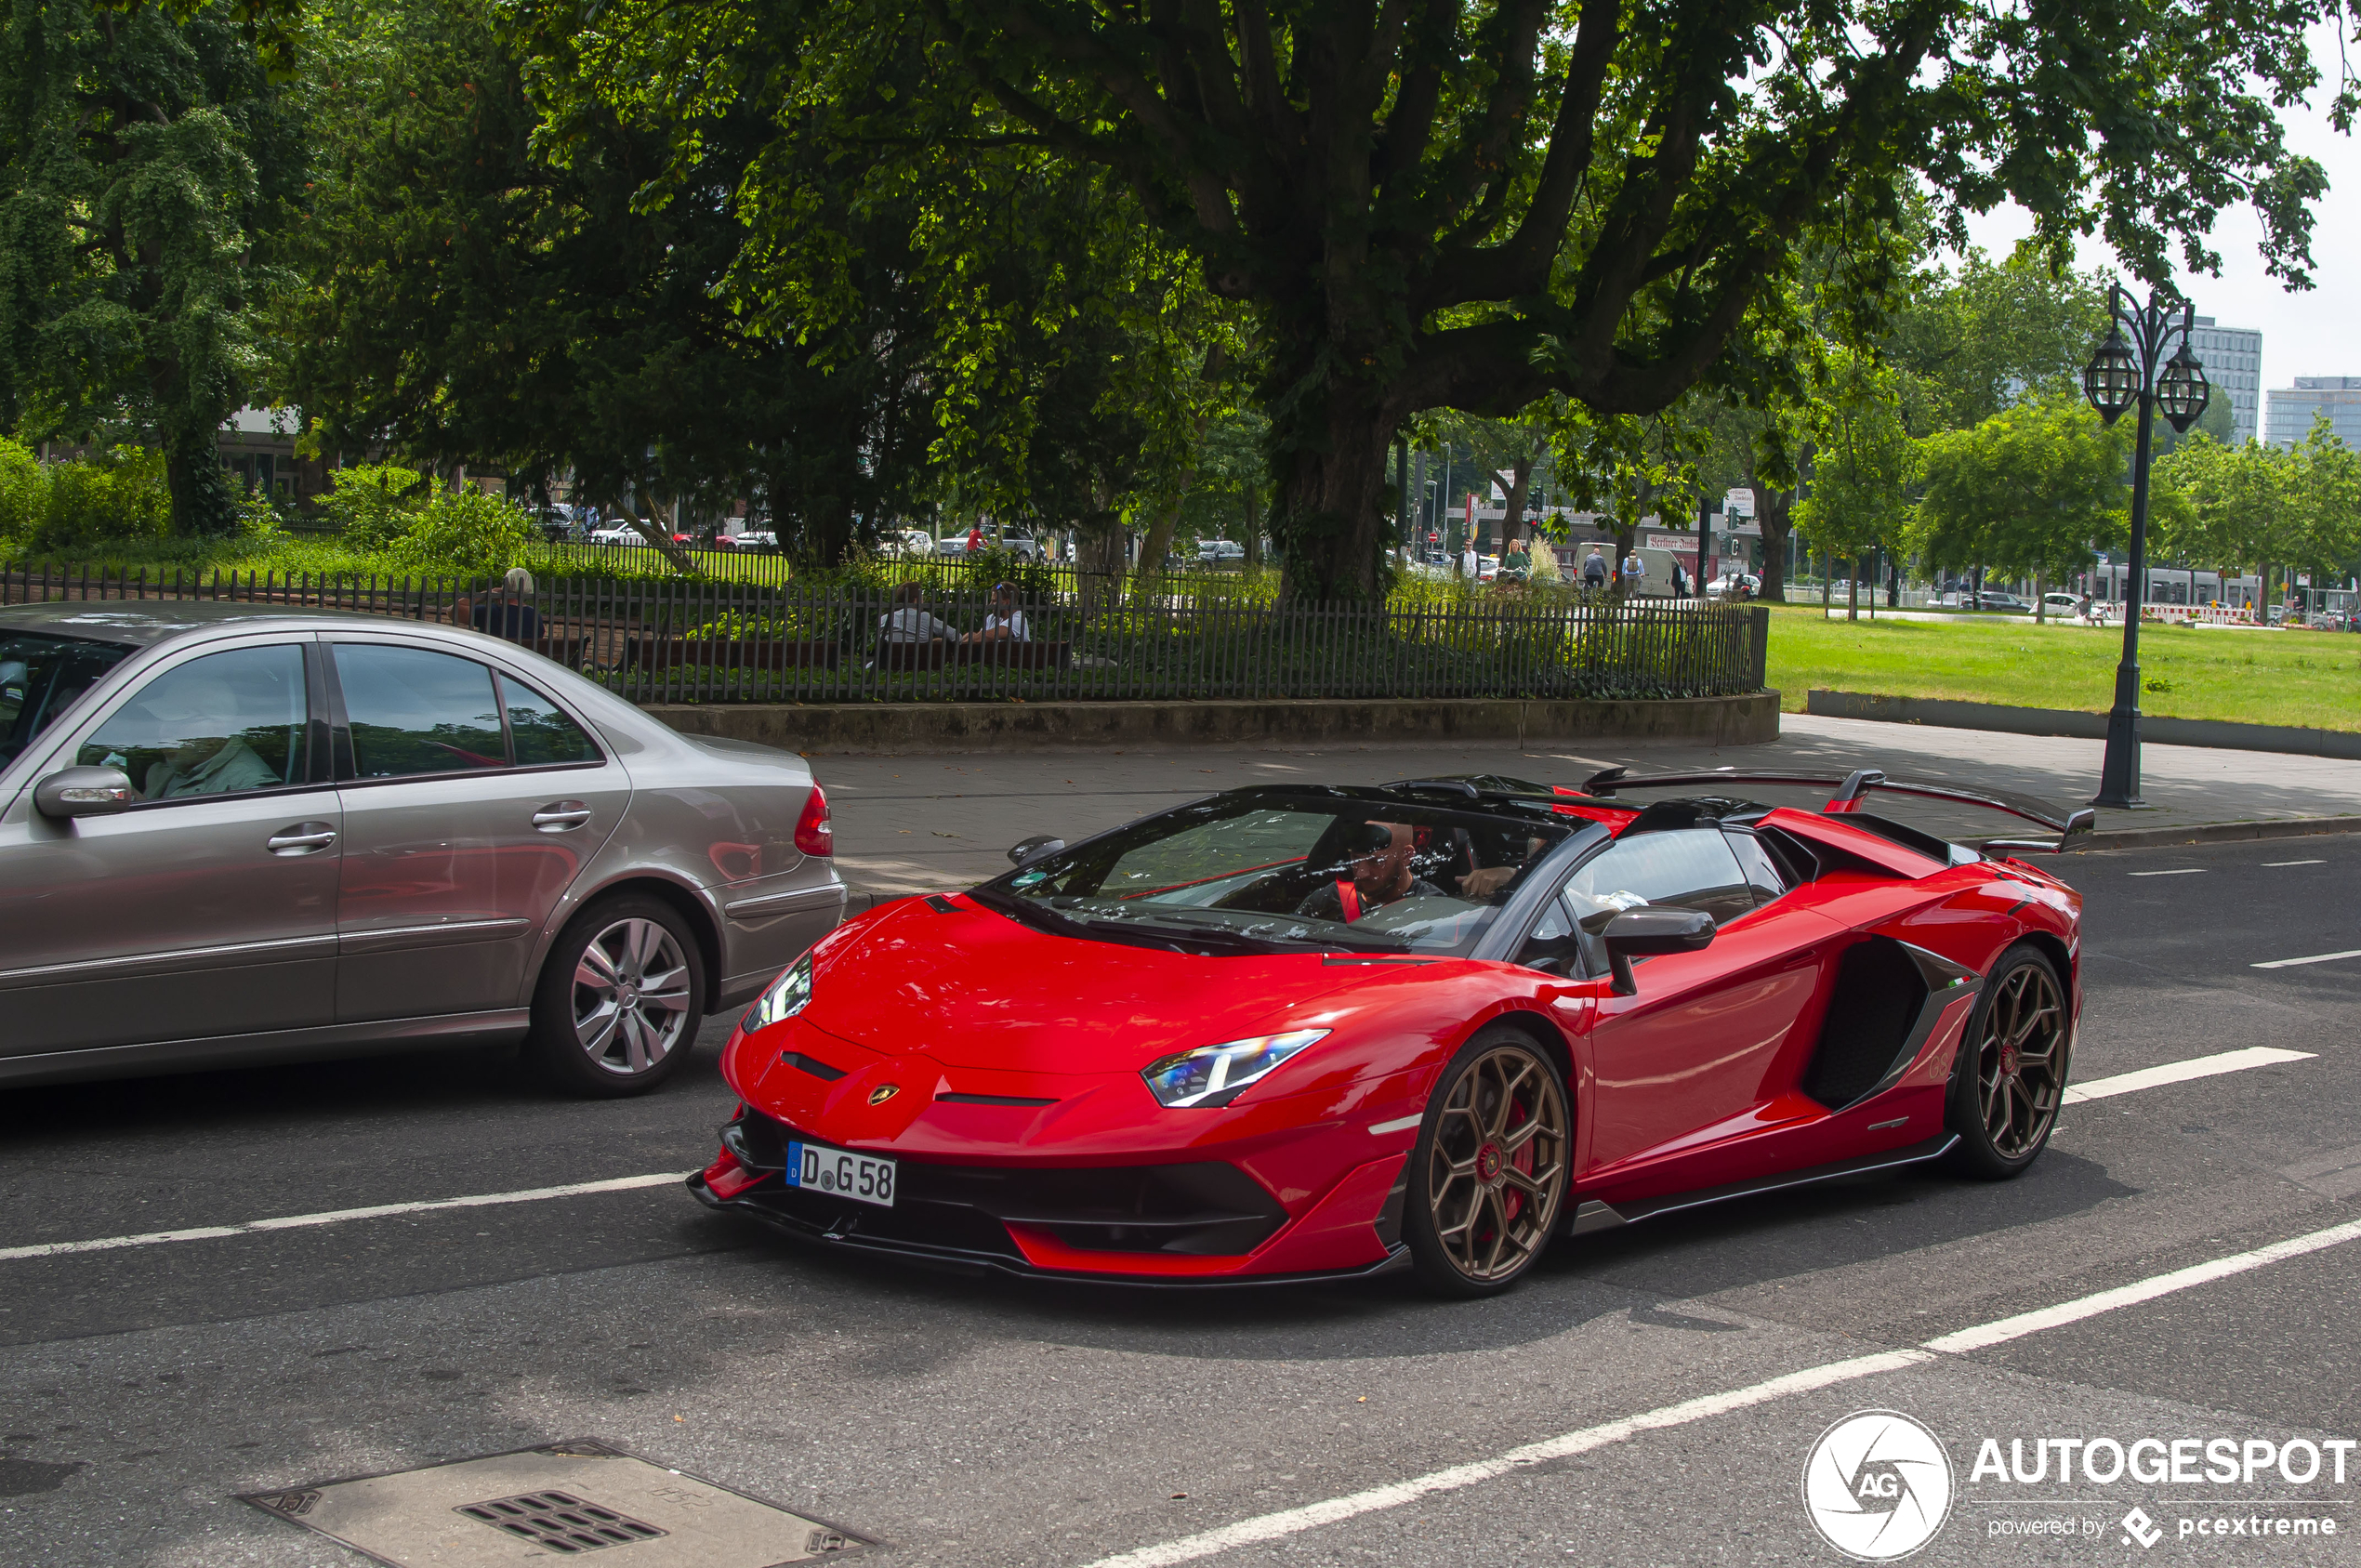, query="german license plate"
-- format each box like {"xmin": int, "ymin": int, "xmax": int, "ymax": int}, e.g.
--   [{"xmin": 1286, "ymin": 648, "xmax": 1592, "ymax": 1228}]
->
[{"xmin": 784, "ymin": 1140, "xmax": 896, "ymax": 1206}]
